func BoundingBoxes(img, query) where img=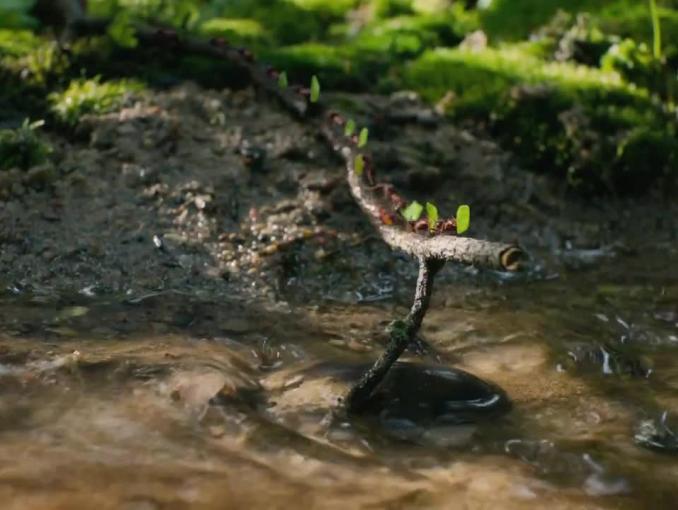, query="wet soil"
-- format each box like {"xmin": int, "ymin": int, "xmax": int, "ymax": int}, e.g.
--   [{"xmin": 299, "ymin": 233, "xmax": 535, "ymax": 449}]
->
[{"xmin": 1, "ymin": 82, "xmax": 678, "ymax": 509}]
